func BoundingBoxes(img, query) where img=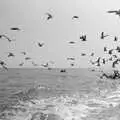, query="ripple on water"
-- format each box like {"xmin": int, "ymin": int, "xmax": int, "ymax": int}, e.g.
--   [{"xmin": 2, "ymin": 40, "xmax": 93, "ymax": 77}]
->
[{"xmin": 1, "ymin": 85, "xmax": 120, "ymax": 120}]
